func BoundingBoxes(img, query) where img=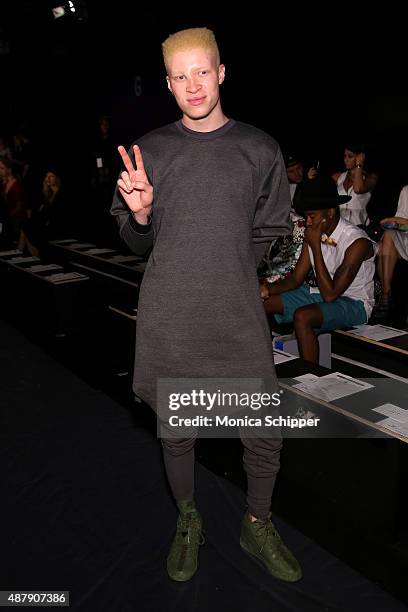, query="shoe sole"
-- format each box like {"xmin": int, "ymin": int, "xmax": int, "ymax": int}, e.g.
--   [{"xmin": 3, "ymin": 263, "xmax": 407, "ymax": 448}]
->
[{"xmin": 240, "ymin": 537, "xmax": 302, "ymax": 583}]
